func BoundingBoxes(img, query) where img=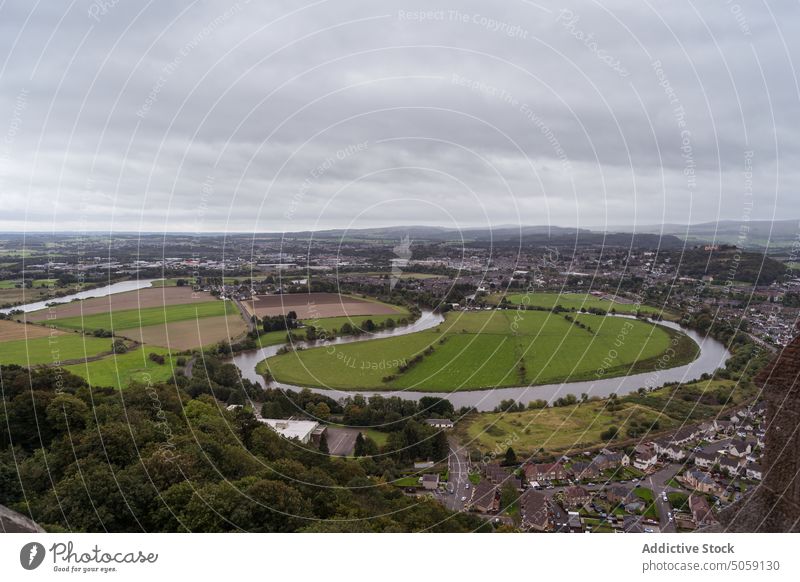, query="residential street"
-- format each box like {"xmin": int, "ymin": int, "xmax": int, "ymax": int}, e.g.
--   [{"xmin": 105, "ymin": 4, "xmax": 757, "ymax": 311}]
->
[
  {"xmin": 445, "ymin": 438, "xmax": 470, "ymax": 511},
  {"xmin": 645, "ymin": 463, "xmax": 683, "ymax": 533}
]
